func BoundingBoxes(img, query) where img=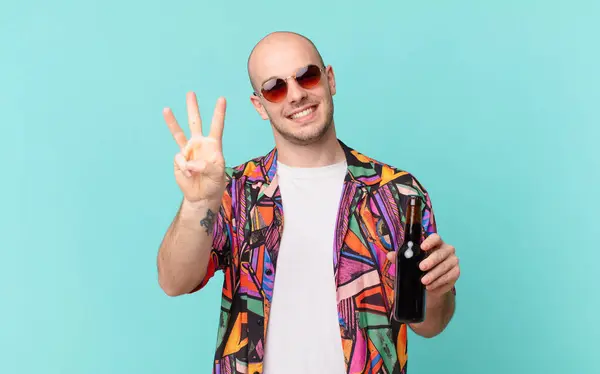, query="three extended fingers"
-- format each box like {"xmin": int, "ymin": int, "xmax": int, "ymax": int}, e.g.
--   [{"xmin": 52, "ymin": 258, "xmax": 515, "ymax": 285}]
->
[
  {"xmin": 165, "ymin": 92, "xmax": 226, "ymax": 149},
  {"xmin": 164, "ymin": 93, "xmax": 225, "ymax": 176}
]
